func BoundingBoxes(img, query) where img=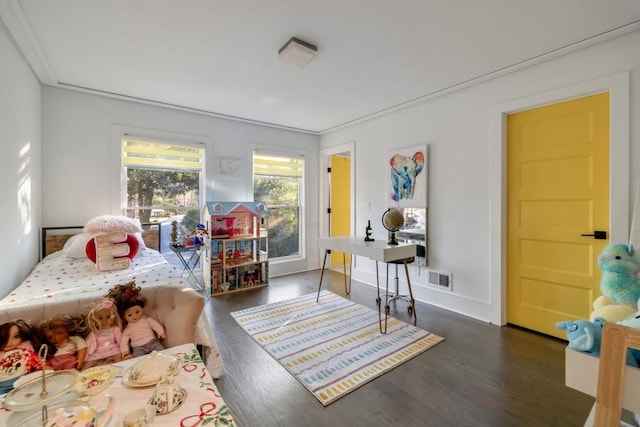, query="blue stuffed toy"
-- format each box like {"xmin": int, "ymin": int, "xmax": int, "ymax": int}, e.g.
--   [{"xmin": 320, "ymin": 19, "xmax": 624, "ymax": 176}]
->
[
  {"xmin": 597, "ymin": 243, "xmax": 640, "ymax": 307},
  {"xmin": 556, "ymin": 317, "xmax": 638, "ymax": 367},
  {"xmin": 556, "ymin": 317, "xmax": 605, "ymax": 355}
]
